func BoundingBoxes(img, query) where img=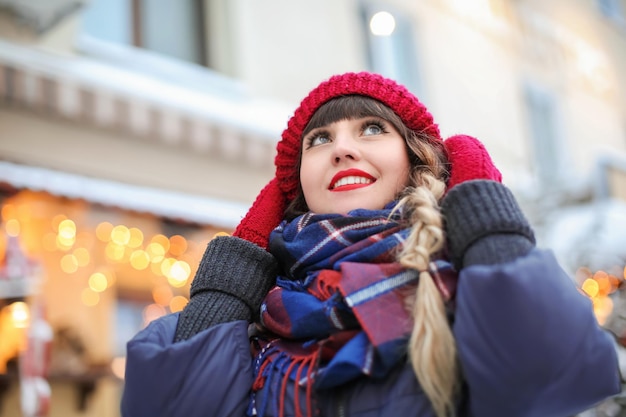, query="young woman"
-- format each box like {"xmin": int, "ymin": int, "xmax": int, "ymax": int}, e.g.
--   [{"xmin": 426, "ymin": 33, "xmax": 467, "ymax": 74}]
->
[{"xmin": 121, "ymin": 72, "xmax": 620, "ymax": 417}]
